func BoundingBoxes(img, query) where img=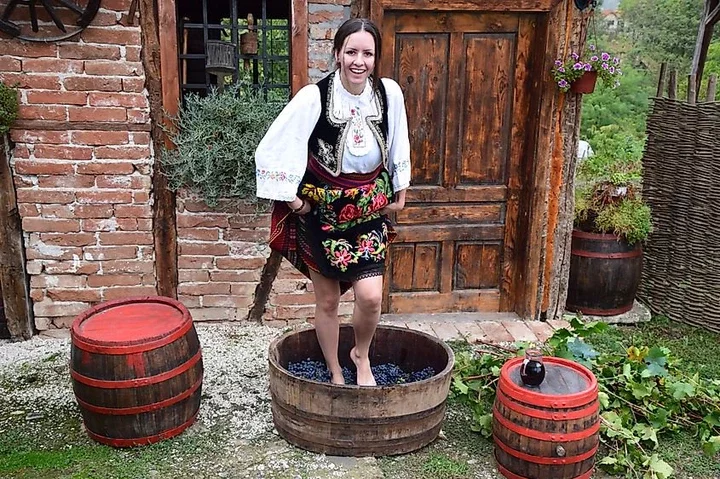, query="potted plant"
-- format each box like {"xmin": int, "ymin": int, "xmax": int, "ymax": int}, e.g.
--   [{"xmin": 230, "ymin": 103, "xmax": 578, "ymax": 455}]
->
[
  {"xmin": 566, "ymin": 153, "xmax": 653, "ymax": 316},
  {"xmin": 552, "ymin": 44, "xmax": 622, "ymax": 94}
]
